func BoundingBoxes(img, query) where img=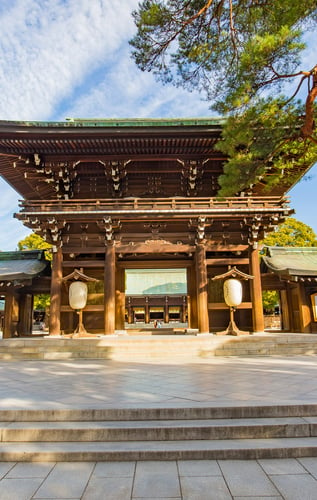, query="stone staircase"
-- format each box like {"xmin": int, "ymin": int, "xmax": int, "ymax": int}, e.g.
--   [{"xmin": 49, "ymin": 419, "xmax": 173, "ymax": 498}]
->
[
  {"xmin": 1, "ymin": 404, "xmax": 317, "ymax": 461},
  {"xmin": 1, "ymin": 333, "xmax": 317, "ymax": 360}
]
